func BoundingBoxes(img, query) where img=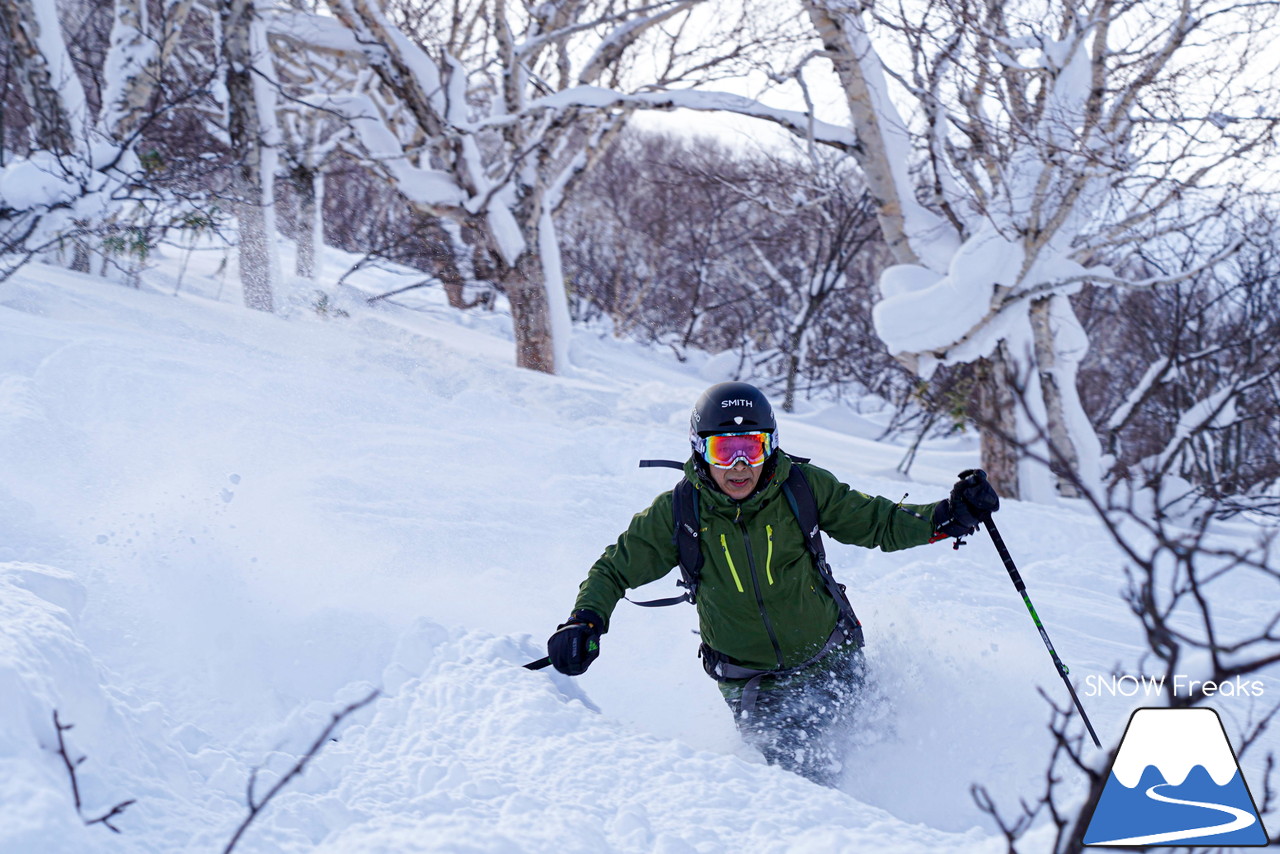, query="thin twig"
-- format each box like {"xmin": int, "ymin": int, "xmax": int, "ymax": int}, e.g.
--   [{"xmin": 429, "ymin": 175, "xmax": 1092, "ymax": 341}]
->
[
  {"xmin": 51, "ymin": 710, "xmax": 136, "ymax": 834},
  {"xmin": 223, "ymin": 688, "xmax": 380, "ymax": 854}
]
